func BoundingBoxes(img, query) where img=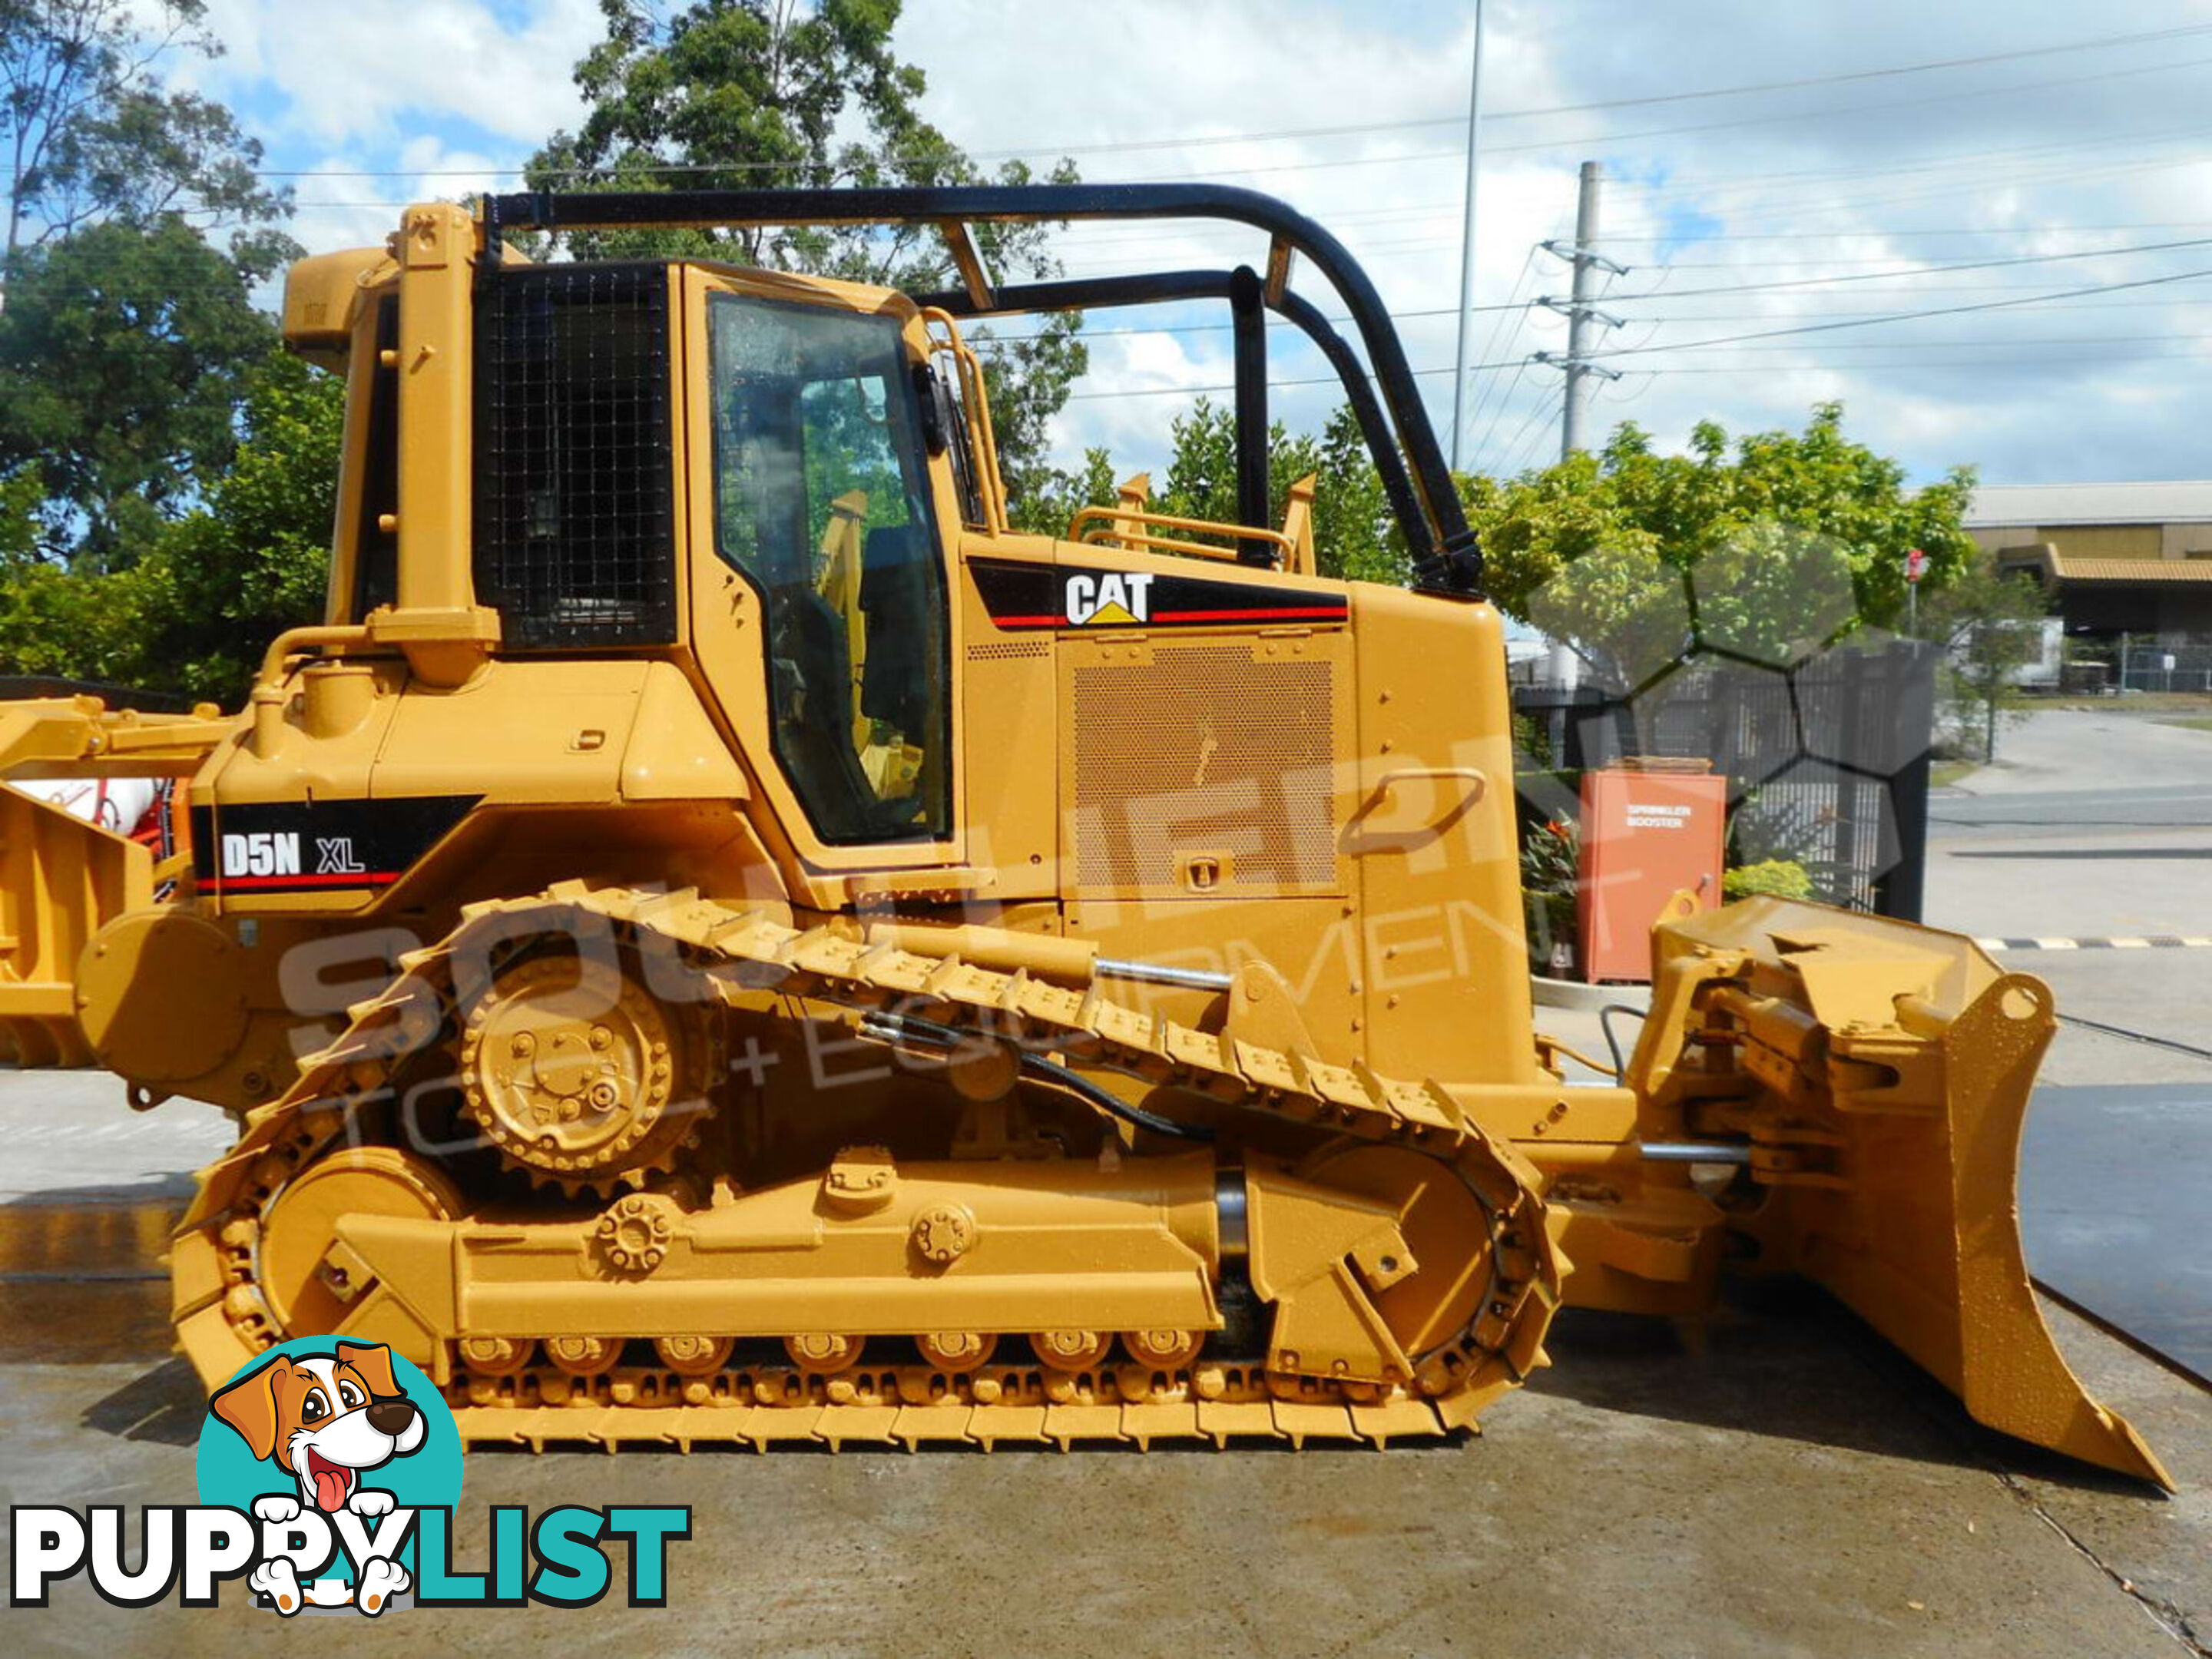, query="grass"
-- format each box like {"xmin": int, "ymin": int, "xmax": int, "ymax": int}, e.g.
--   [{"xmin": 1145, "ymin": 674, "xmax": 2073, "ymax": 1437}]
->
[
  {"xmin": 1930, "ymin": 760, "xmax": 1980, "ymax": 789},
  {"xmin": 2158, "ymin": 716, "xmax": 2212, "ymax": 733},
  {"xmin": 2038, "ymin": 691, "xmax": 2212, "ymax": 713}
]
